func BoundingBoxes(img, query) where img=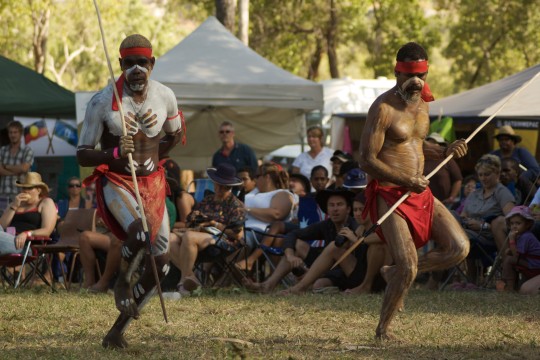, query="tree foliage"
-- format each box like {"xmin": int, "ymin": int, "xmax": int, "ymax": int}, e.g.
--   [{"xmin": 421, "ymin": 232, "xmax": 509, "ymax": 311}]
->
[{"xmin": 443, "ymin": 0, "xmax": 540, "ymax": 90}]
